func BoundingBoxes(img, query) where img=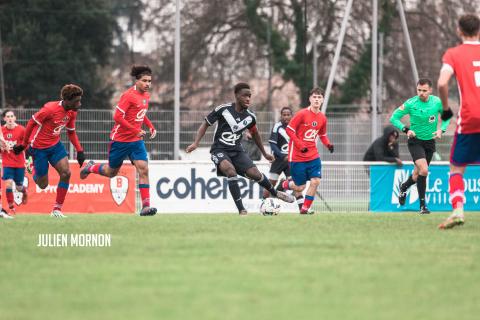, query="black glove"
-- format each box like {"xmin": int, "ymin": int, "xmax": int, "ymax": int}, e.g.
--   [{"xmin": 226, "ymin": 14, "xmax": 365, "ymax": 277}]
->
[
  {"xmin": 13, "ymin": 144, "xmax": 25, "ymax": 155},
  {"xmin": 327, "ymin": 144, "xmax": 334, "ymax": 153},
  {"xmin": 300, "ymin": 147, "xmax": 308, "ymax": 153},
  {"xmin": 77, "ymin": 151, "xmax": 86, "ymax": 167},
  {"xmin": 441, "ymin": 107, "xmax": 454, "ymax": 121}
]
